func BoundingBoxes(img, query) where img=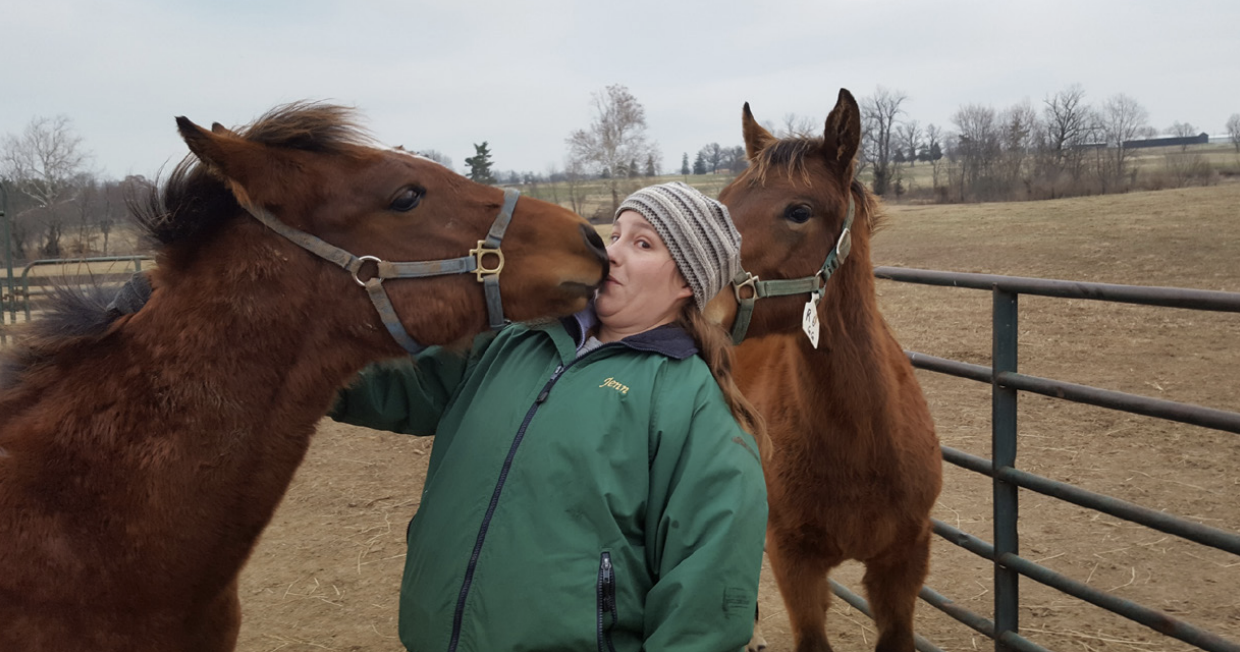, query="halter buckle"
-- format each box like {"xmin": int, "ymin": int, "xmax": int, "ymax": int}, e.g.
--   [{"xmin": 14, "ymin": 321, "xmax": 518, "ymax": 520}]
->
[
  {"xmin": 733, "ymin": 272, "xmax": 759, "ymax": 303},
  {"xmin": 469, "ymin": 241, "xmax": 505, "ymax": 282},
  {"xmin": 352, "ymin": 255, "xmax": 382, "ymax": 287}
]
